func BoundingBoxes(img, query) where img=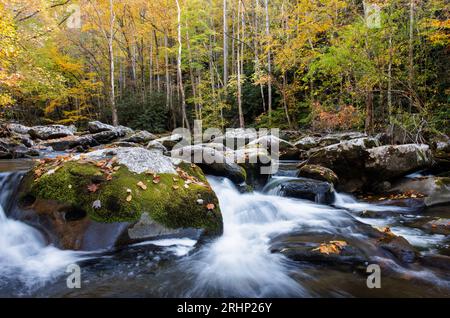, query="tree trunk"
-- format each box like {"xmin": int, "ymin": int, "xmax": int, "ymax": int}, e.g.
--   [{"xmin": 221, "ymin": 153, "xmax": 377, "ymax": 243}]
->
[
  {"xmin": 223, "ymin": 0, "xmax": 228, "ymax": 87},
  {"xmin": 109, "ymin": 0, "xmax": 118, "ymax": 126},
  {"xmin": 176, "ymin": 0, "xmax": 190, "ymax": 130},
  {"xmin": 408, "ymin": 0, "xmax": 414, "ymax": 112},
  {"xmin": 264, "ymin": 0, "xmax": 272, "ymax": 125},
  {"xmin": 365, "ymin": 88, "xmax": 374, "ymax": 135},
  {"xmin": 237, "ymin": 0, "xmax": 244, "ymax": 128}
]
